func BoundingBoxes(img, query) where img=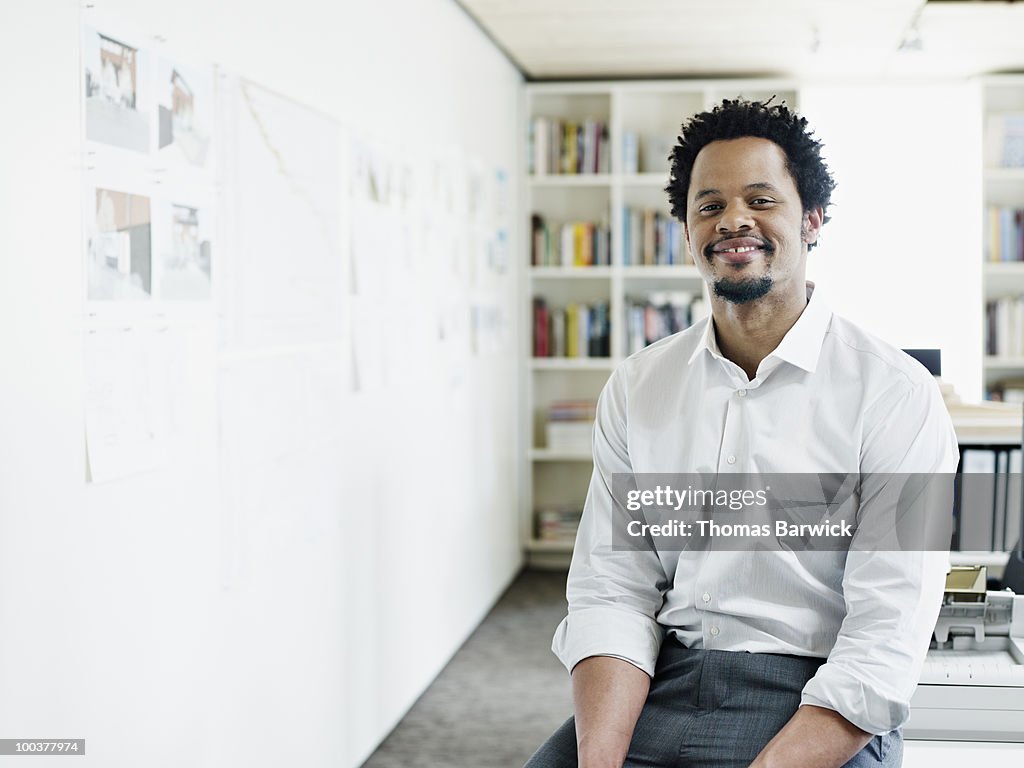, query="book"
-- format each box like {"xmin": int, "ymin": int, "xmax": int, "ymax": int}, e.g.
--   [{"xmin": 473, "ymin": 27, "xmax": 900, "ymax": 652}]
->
[
  {"xmin": 528, "ymin": 116, "xmax": 610, "ymax": 175},
  {"xmin": 621, "ymin": 205, "xmax": 684, "ymax": 266},
  {"xmin": 625, "ymin": 291, "xmax": 695, "ymax": 355}
]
